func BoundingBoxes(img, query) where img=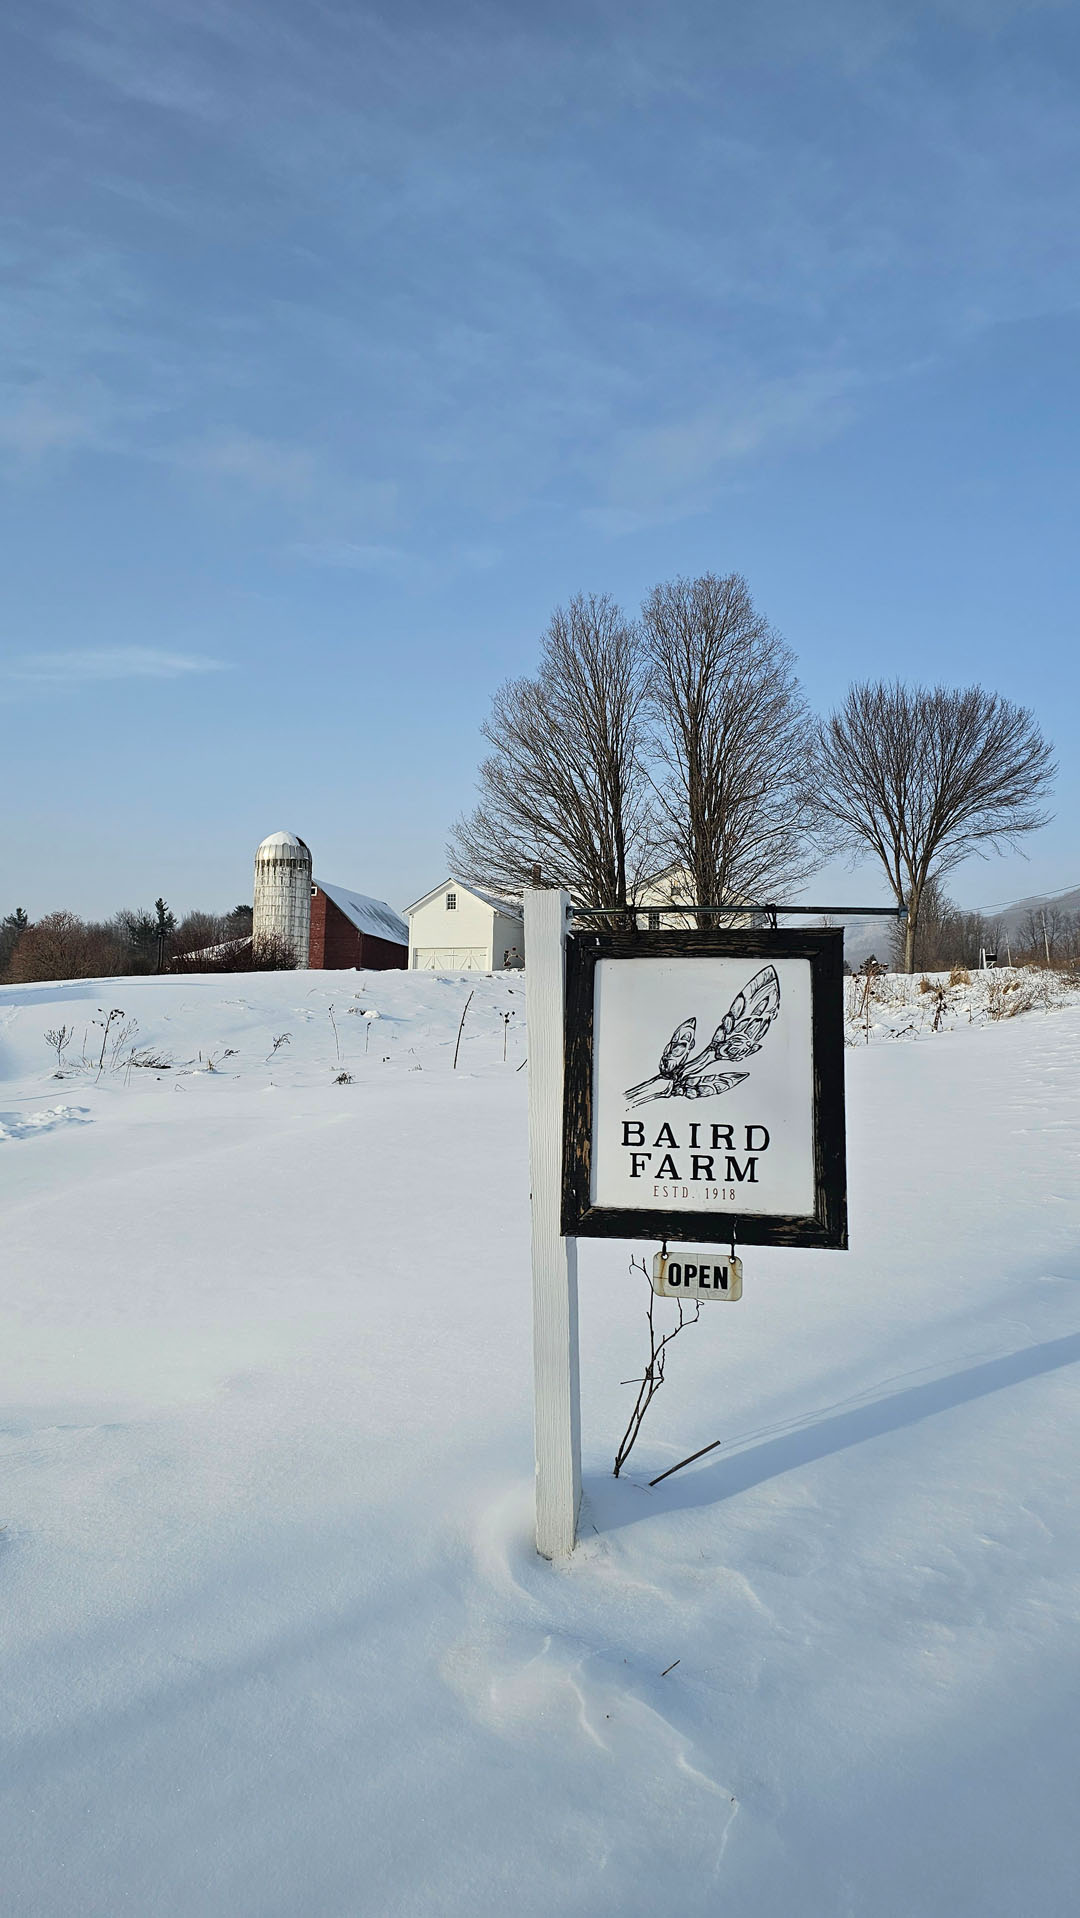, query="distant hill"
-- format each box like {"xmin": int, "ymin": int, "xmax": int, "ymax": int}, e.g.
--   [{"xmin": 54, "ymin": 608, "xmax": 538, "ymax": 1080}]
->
[
  {"xmin": 835, "ymin": 916, "xmax": 900, "ymax": 970},
  {"xmin": 988, "ymin": 886, "xmax": 1080, "ymax": 939},
  {"xmin": 773, "ymin": 914, "xmax": 900, "ymax": 970},
  {"xmin": 779, "ymin": 883, "xmax": 1080, "ymax": 971}
]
